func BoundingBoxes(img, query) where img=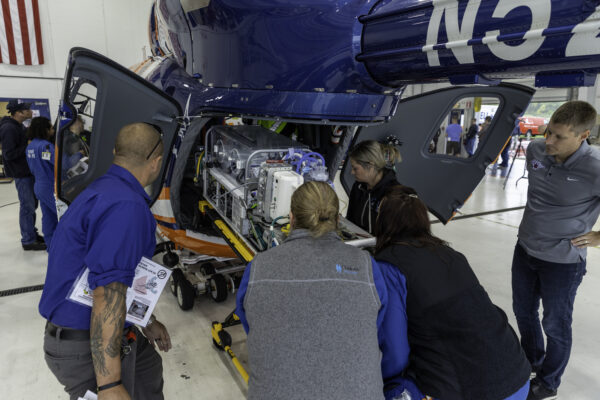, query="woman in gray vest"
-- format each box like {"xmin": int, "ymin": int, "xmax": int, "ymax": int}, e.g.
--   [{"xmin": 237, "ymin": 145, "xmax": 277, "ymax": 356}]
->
[
  {"xmin": 235, "ymin": 181, "xmax": 419, "ymax": 400},
  {"xmin": 374, "ymin": 185, "xmax": 531, "ymax": 400}
]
